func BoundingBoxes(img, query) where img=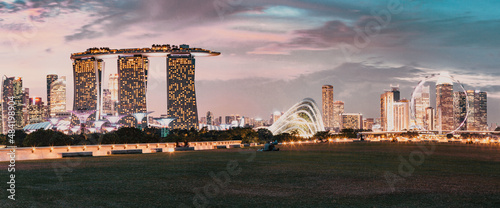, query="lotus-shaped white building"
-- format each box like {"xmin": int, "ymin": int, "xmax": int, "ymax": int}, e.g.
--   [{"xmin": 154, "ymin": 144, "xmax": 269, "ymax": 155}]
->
[{"xmin": 268, "ymin": 98, "xmax": 325, "ymax": 137}]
